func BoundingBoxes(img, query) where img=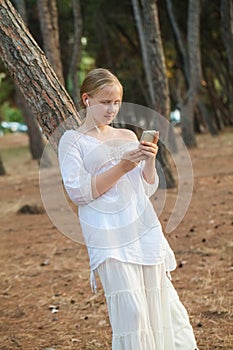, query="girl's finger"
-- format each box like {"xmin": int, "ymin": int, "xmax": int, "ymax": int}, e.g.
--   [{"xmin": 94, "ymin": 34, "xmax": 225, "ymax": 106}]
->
[{"xmin": 140, "ymin": 146, "xmax": 158, "ymax": 154}]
